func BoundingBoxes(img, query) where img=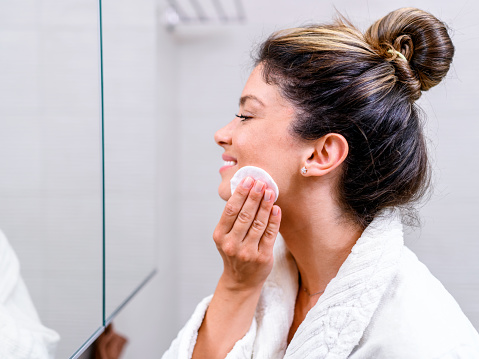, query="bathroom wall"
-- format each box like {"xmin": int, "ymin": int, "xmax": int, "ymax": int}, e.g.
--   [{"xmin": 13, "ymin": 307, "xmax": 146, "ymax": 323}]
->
[{"xmin": 112, "ymin": 0, "xmax": 478, "ymax": 358}]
